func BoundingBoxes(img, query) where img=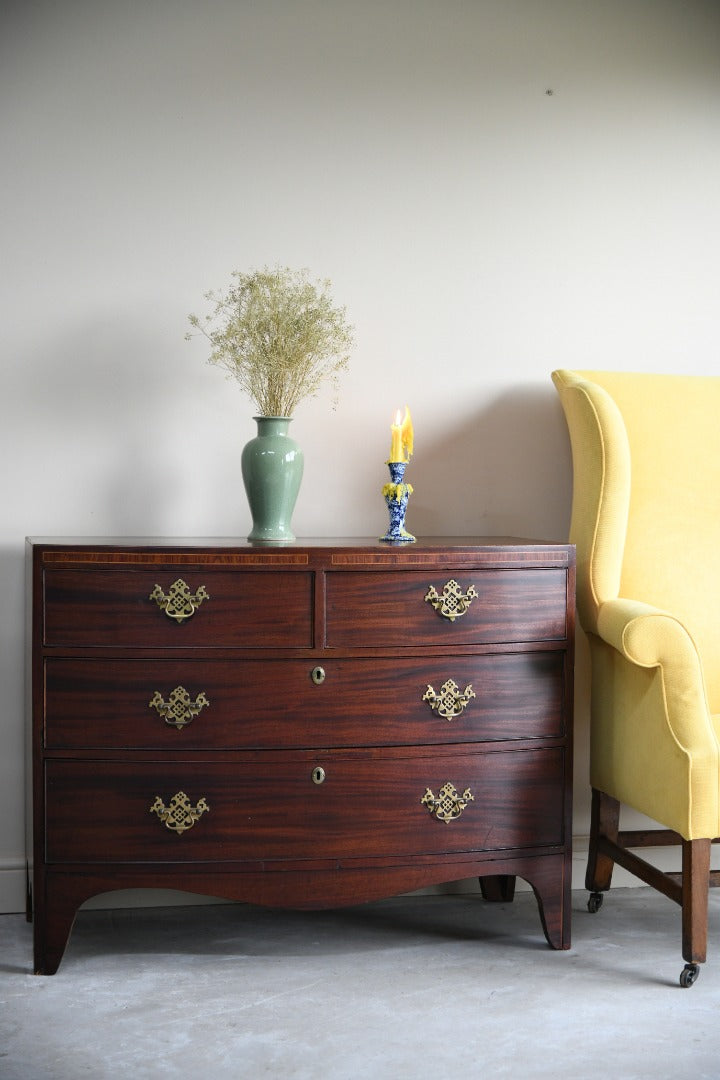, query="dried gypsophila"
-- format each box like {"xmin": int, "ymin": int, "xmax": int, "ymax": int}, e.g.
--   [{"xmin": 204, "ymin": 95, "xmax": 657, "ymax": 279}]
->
[{"xmin": 187, "ymin": 266, "xmax": 354, "ymax": 417}]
